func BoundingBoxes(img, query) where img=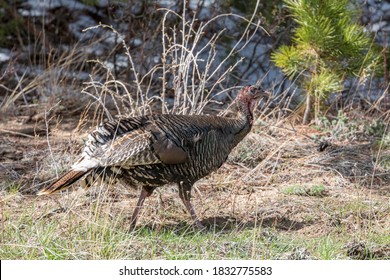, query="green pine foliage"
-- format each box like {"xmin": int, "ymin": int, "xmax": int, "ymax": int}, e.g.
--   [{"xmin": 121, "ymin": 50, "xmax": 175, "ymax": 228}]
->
[{"xmin": 271, "ymin": 0, "xmax": 382, "ymax": 123}]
